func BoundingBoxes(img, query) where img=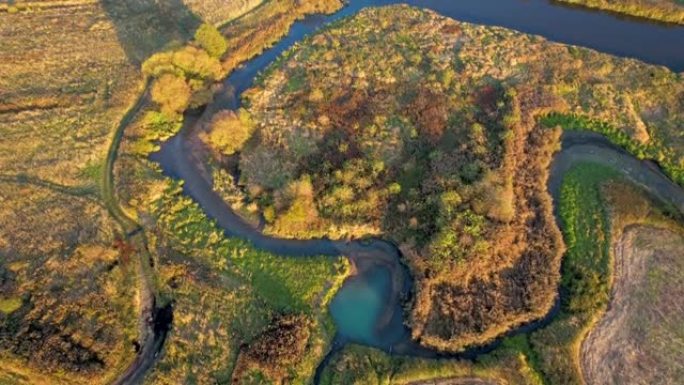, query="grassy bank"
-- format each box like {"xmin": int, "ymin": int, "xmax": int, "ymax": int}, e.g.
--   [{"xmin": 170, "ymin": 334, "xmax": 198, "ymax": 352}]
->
[
  {"xmin": 542, "ymin": 113, "xmax": 684, "ymax": 186},
  {"xmin": 555, "ymin": 0, "xmax": 684, "ymax": 24},
  {"xmin": 319, "ymin": 342, "xmax": 543, "ymax": 385},
  {"xmin": 529, "ymin": 163, "xmax": 616, "ymax": 384}
]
